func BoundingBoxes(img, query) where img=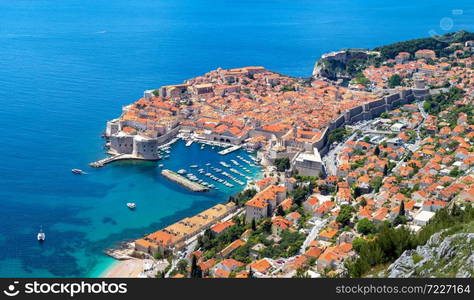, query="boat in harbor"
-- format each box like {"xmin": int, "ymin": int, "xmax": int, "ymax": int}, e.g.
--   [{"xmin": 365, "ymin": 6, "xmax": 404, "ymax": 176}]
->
[
  {"xmin": 71, "ymin": 168, "xmax": 86, "ymax": 175},
  {"xmin": 219, "ymin": 162, "xmax": 231, "ymax": 168},
  {"xmin": 127, "ymin": 203, "xmax": 136, "ymax": 209},
  {"xmin": 177, "ymin": 169, "xmax": 187, "ymax": 175},
  {"xmin": 190, "ymin": 165, "xmax": 198, "ymax": 168},
  {"xmin": 158, "ymin": 164, "xmax": 164, "ymax": 168},
  {"xmin": 37, "ymin": 227, "xmax": 45, "ymax": 242}
]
